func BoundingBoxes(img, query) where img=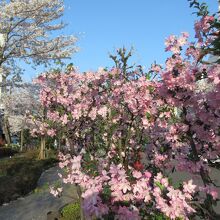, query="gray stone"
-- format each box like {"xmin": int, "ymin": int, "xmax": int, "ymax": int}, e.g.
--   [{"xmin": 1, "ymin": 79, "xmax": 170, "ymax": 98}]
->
[{"xmin": 0, "ymin": 166, "xmax": 78, "ymax": 220}]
